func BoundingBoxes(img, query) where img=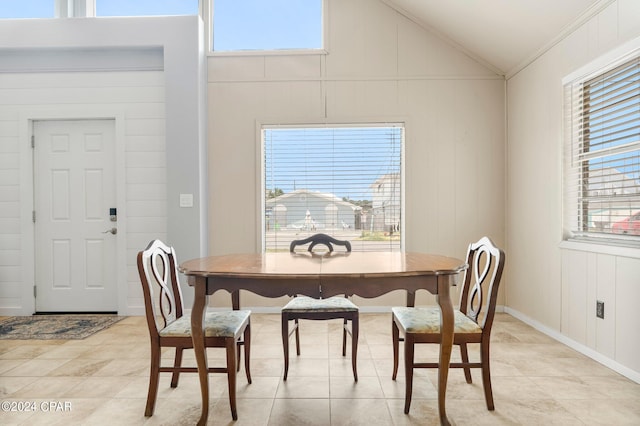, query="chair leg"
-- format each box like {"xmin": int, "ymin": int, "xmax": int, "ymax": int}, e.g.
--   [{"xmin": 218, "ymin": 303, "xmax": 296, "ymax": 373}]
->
[
  {"xmin": 225, "ymin": 339, "xmax": 238, "ymax": 421},
  {"xmin": 392, "ymin": 319, "xmax": 399, "ymax": 380},
  {"xmin": 403, "ymin": 334, "xmax": 415, "ymax": 414},
  {"xmin": 170, "ymin": 347, "xmax": 184, "ymax": 388},
  {"xmin": 342, "ymin": 318, "xmax": 348, "ymax": 356},
  {"xmin": 294, "ymin": 318, "xmax": 301, "ymax": 355},
  {"xmin": 480, "ymin": 340, "xmax": 495, "ymax": 410},
  {"xmin": 282, "ymin": 314, "xmax": 290, "ymax": 381},
  {"xmin": 460, "ymin": 343, "xmax": 472, "ymax": 384},
  {"xmin": 145, "ymin": 343, "xmax": 161, "ymax": 416},
  {"xmin": 351, "ymin": 315, "xmax": 359, "ymax": 382},
  {"xmin": 243, "ymin": 323, "xmax": 252, "ymax": 384},
  {"xmin": 236, "ymin": 341, "xmax": 242, "ymax": 372}
]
